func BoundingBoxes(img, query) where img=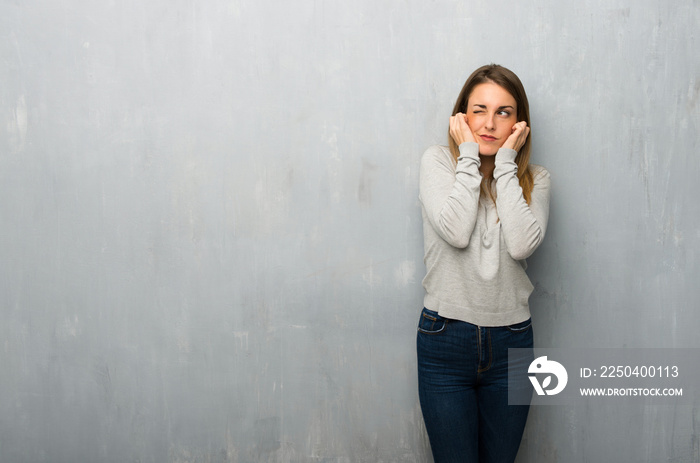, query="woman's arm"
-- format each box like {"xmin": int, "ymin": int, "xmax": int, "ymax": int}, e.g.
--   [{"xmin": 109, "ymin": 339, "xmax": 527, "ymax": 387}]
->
[
  {"xmin": 494, "ymin": 148, "xmax": 551, "ymax": 260},
  {"xmin": 419, "ymin": 143, "xmax": 483, "ymax": 249}
]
